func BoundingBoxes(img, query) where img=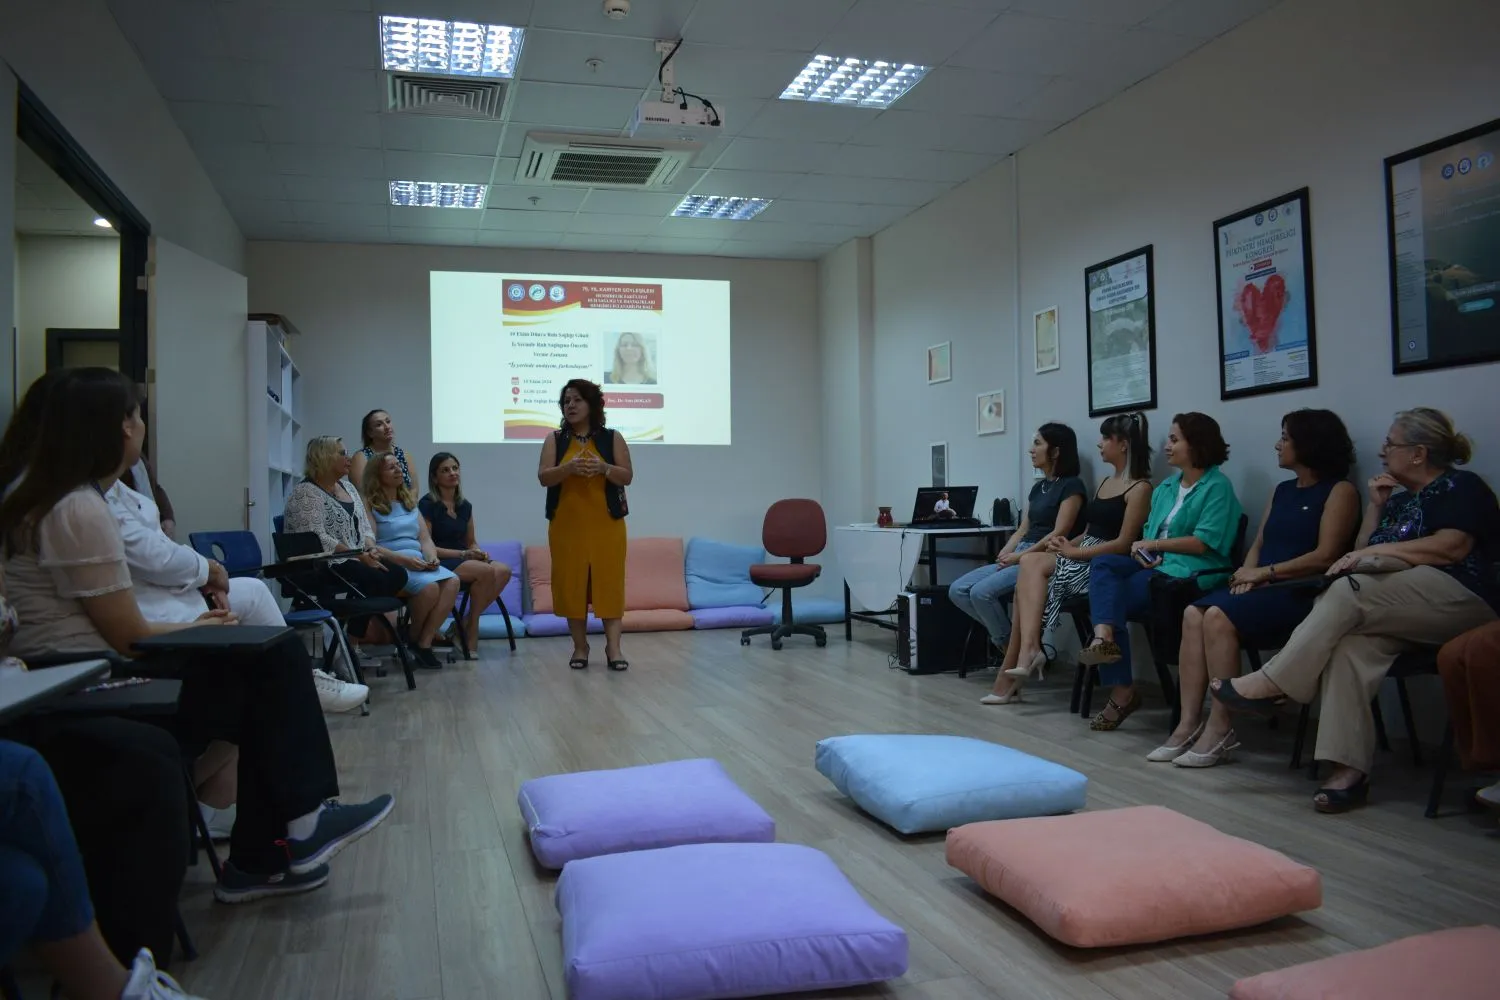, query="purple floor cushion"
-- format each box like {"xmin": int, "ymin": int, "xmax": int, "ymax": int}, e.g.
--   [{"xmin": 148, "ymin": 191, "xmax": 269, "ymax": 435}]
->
[
  {"xmin": 557, "ymin": 842, "xmax": 909, "ymax": 1000},
  {"xmin": 518, "ymin": 758, "xmax": 774, "ymax": 870}
]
